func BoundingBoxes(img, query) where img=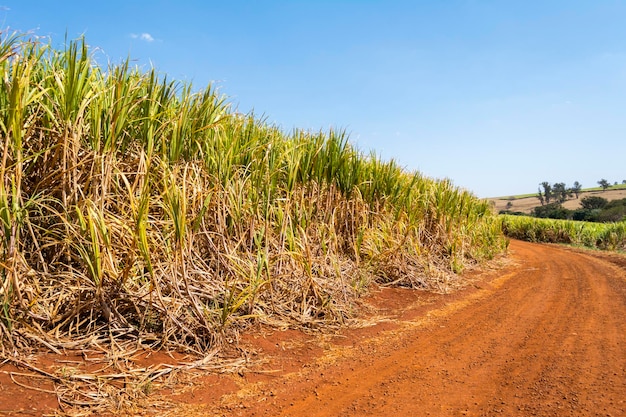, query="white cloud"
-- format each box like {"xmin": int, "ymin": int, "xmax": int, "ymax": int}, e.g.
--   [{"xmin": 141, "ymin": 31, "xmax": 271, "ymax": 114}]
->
[{"xmin": 130, "ymin": 32, "xmax": 155, "ymax": 42}]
